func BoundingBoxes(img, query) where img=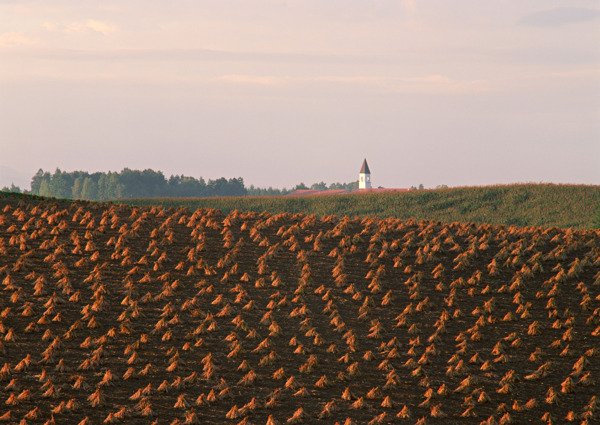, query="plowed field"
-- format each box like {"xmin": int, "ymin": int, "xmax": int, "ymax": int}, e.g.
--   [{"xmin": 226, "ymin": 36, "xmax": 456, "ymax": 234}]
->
[{"xmin": 0, "ymin": 196, "xmax": 599, "ymax": 424}]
